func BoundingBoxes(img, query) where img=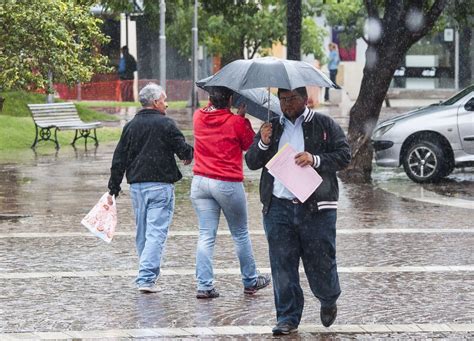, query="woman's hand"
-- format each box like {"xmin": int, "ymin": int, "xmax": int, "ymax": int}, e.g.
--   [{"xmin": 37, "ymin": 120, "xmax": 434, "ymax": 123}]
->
[{"xmin": 237, "ymin": 103, "xmax": 247, "ymax": 117}]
